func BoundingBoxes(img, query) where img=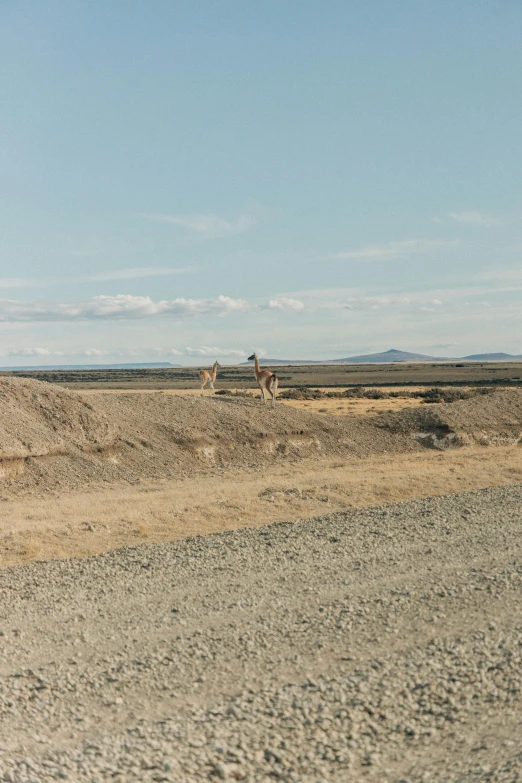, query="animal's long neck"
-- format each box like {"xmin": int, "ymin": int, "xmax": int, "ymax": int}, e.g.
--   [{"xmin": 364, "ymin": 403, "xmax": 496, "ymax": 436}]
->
[
  {"xmin": 211, "ymin": 362, "xmax": 218, "ymax": 381},
  {"xmin": 254, "ymin": 355, "xmax": 261, "ymax": 378}
]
